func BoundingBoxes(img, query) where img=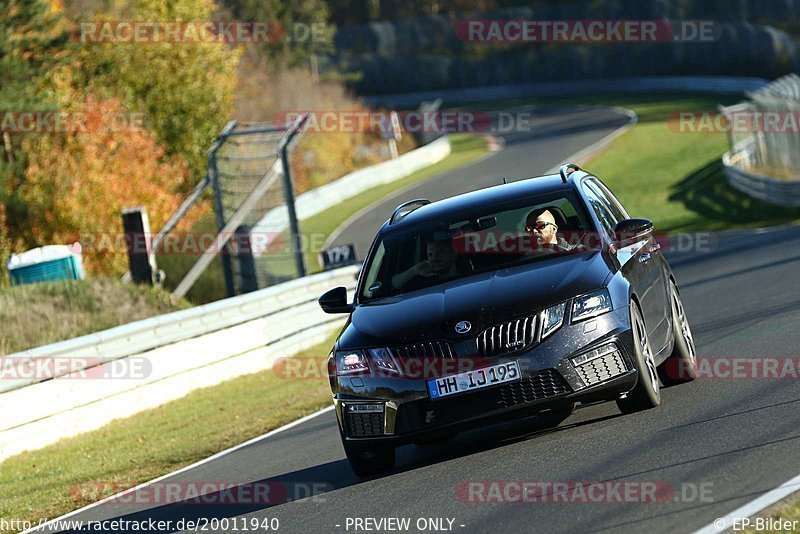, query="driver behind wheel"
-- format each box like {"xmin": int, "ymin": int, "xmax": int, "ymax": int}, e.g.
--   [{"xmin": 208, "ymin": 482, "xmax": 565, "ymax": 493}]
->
[{"xmin": 525, "ymin": 207, "xmax": 584, "ymax": 252}]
